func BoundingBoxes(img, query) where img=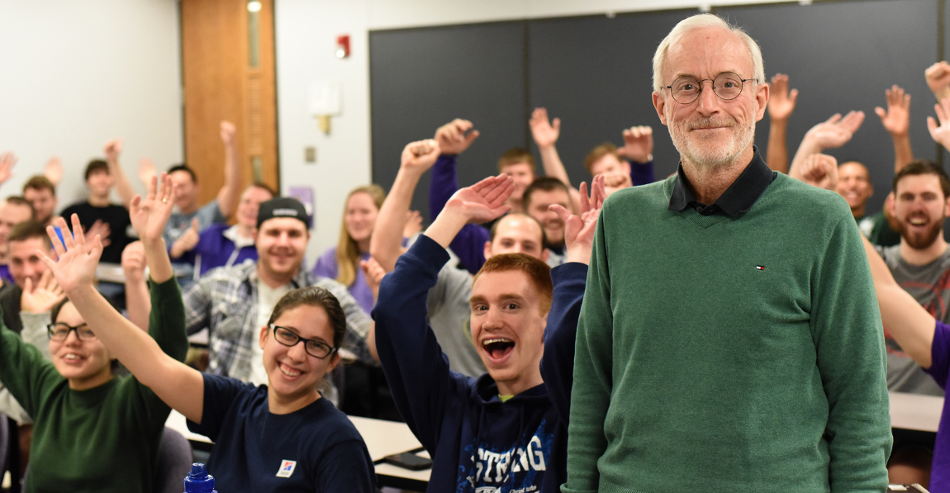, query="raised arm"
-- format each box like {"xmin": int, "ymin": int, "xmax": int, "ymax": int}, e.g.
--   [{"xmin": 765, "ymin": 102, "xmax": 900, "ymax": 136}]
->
[
  {"xmin": 215, "ymin": 121, "xmax": 241, "ymax": 219},
  {"xmin": 42, "ymin": 213, "xmax": 204, "ymax": 423},
  {"xmin": 926, "ymin": 61, "xmax": 950, "ymax": 103},
  {"xmin": 424, "ymin": 174, "xmax": 513, "ymax": 250},
  {"xmin": 43, "ymin": 156, "xmax": 62, "ymax": 188},
  {"xmin": 541, "ymin": 176, "xmax": 605, "ymax": 427},
  {"xmin": 927, "ymin": 98, "xmax": 950, "ymax": 153},
  {"xmin": 765, "ymin": 73, "xmax": 798, "ymax": 174},
  {"xmin": 874, "ymin": 85, "xmax": 914, "ymax": 173},
  {"xmin": 788, "ymin": 111, "xmax": 865, "ymax": 180},
  {"xmin": 530, "ymin": 108, "xmax": 582, "ymax": 212},
  {"xmin": 120, "ymin": 241, "xmax": 150, "ymax": 330},
  {"xmin": 104, "ymin": 138, "xmax": 136, "ymax": 208},
  {"xmin": 617, "ymin": 126, "xmax": 655, "ymax": 185},
  {"xmin": 371, "ymin": 140, "xmax": 441, "ymax": 272},
  {"xmin": 861, "ymin": 235, "xmax": 934, "ymax": 368},
  {"xmin": 794, "ymin": 153, "xmax": 839, "ymax": 191},
  {"xmin": 0, "ymin": 153, "xmax": 16, "ymax": 189},
  {"xmin": 429, "ymin": 119, "xmax": 478, "ymax": 219}
]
